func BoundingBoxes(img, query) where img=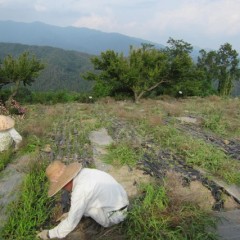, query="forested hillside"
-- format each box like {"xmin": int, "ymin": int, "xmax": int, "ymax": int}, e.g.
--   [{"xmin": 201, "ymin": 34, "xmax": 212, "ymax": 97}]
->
[{"xmin": 0, "ymin": 43, "xmax": 93, "ymax": 91}]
